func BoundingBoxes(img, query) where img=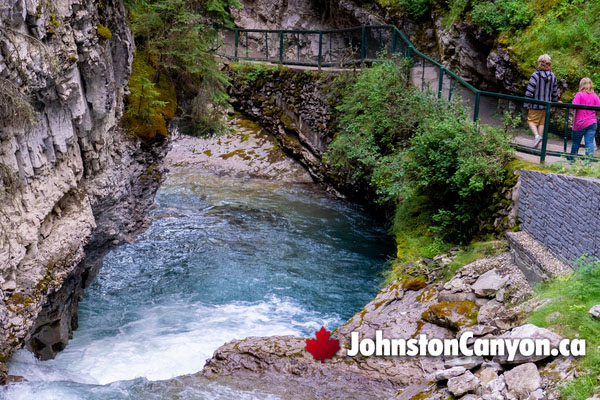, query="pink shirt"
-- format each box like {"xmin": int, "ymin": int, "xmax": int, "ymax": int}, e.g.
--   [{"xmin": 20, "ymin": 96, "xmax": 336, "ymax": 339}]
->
[{"xmin": 572, "ymin": 91, "xmax": 600, "ymax": 131}]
